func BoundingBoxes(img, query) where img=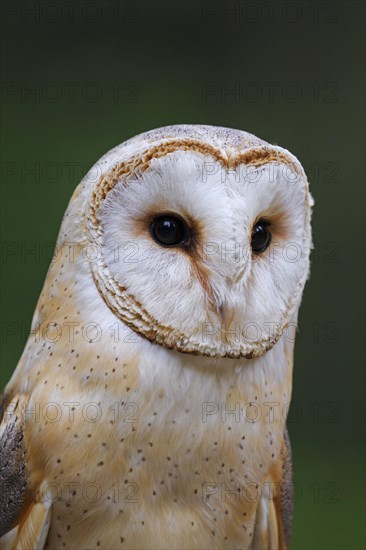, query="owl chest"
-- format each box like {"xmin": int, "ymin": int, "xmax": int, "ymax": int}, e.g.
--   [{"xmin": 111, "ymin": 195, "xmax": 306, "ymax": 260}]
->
[
  {"xmin": 42, "ymin": 399, "xmax": 266, "ymax": 548},
  {"xmin": 27, "ymin": 352, "xmax": 286, "ymax": 547}
]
